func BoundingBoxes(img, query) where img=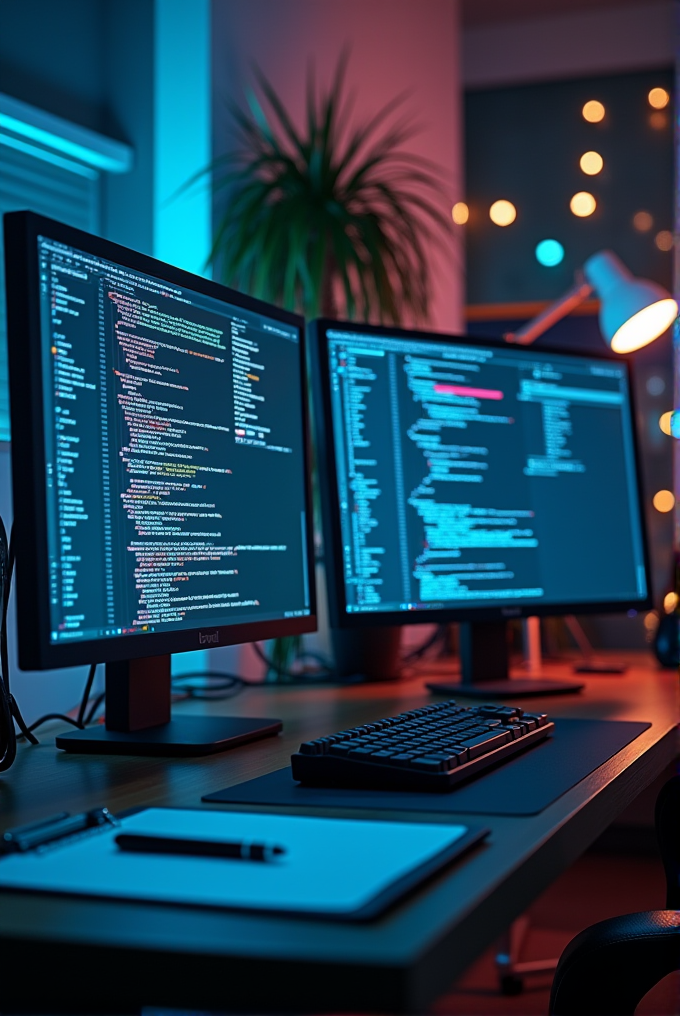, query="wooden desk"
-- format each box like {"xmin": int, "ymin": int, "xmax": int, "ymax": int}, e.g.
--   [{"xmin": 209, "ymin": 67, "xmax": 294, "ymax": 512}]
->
[{"xmin": 0, "ymin": 654, "xmax": 677, "ymax": 1014}]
